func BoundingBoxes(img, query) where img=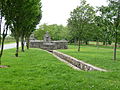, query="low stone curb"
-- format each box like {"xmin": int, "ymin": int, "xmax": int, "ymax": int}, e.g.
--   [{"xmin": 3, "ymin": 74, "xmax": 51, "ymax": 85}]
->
[{"xmin": 53, "ymin": 50, "xmax": 107, "ymax": 72}]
